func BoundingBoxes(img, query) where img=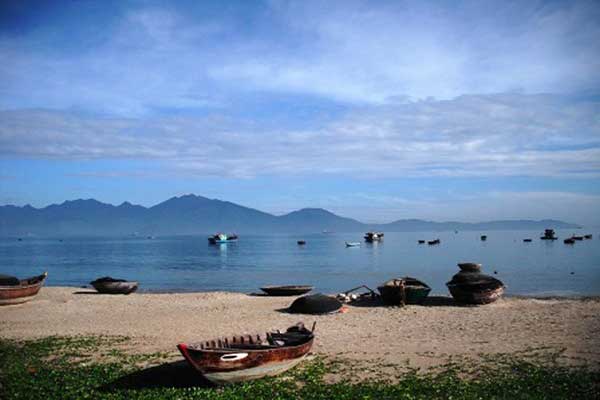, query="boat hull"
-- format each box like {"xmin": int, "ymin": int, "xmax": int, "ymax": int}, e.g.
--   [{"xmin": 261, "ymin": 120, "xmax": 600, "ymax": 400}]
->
[
  {"xmin": 260, "ymin": 286, "xmax": 313, "ymax": 296},
  {"xmin": 91, "ymin": 281, "xmax": 138, "ymax": 294},
  {"xmin": 178, "ymin": 335, "xmax": 314, "ymax": 384},
  {"xmin": 378, "ymin": 278, "xmax": 431, "ymax": 305},
  {"xmin": 447, "ymin": 285, "xmax": 504, "ymax": 305},
  {"xmin": 0, "ymin": 273, "xmax": 47, "ymax": 306}
]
